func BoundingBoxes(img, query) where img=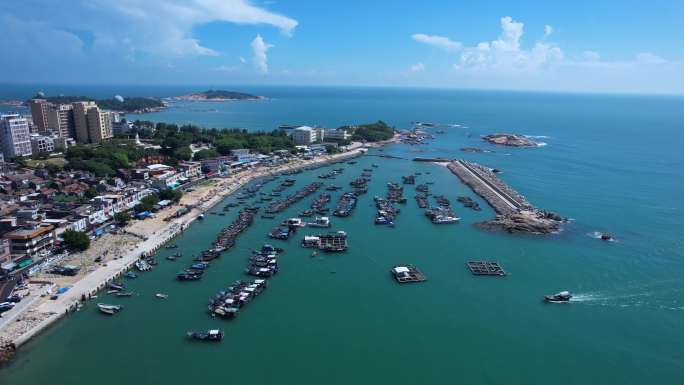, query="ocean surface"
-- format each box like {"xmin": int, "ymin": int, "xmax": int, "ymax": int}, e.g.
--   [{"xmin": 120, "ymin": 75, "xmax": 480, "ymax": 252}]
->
[{"xmin": 1, "ymin": 85, "xmax": 683, "ymax": 385}]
